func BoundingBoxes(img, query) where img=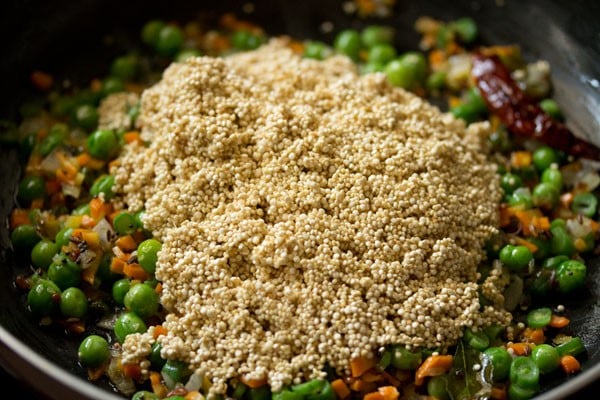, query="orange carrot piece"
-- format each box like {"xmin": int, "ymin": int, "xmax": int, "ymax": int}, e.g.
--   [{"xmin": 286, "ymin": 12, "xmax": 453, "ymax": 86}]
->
[
  {"xmin": 185, "ymin": 391, "xmax": 204, "ymax": 400},
  {"xmin": 10, "ymin": 209, "xmax": 31, "ymax": 229},
  {"xmin": 123, "ymin": 363, "xmax": 142, "ymax": 380},
  {"xmin": 76, "ymin": 152, "xmax": 91, "ymax": 167},
  {"xmin": 522, "ymin": 328, "xmax": 545, "ymax": 345},
  {"xmin": 363, "ymin": 392, "xmax": 385, "ymax": 400},
  {"xmin": 361, "ymin": 370, "xmax": 384, "ymax": 383},
  {"xmin": 123, "ymin": 263, "xmax": 149, "ymax": 281},
  {"xmin": 559, "ymin": 355, "xmax": 581, "ymax": 374},
  {"xmin": 377, "ymin": 386, "xmax": 400, "ymax": 400},
  {"xmin": 123, "ymin": 131, "xmax": 143, "ymax": 144},
  {"xmin": 30, "ymin": 71, "xmax": 53, "ymax": 91},
  {"xmin": 513, "ymin": 237, "xmax": 538, "ymax": 254},
  {"xmin": 116, "ymin": 235, "xmax": 138, "ymax": 252},
  {"xmin": 549, "ymin": 315, "xmax": 570, "ymax": 329},
  {"xmin": 110, "ymin": 257, "xmax": 126, "ymax": 274},
  {"xmin": 153, "ymin": 325, "xmax": 168, "ymax": 339},
  {"xmin": 350, "ymin": 356, "xmax": 377, "ymax": 378},
  {"xmin": 510, "ymin": 151, "xmax": 532, "ymax": 168},
  {"xmin": 348, "ymin": 379, "xmax": 377, "ymax": 393},
  {"xmin": 154, "ymin": 282, "xmax": 163, "ymax": 294},
  {"xmin": 331, "ymin": 378, "xmax": 351, "ymax": 400},
  {"xmin": 507, "ymin": 342, "xmax": 531, "ymax": 356},
  {"xmin": 150, "ymin": 371, "xmax": 168, "ymax": 397},
  {"xmin": 240, "ymin": 375, "xmax": 268, "ymax": 389},
  {"xmin": 80, "ymin": 215, "xmax": 96, "ymax": 229},
  {"xmin": 90, "ymin": 197, "xmax": 106, "ymax": 220},
  {"xmin": 414, "ymin": 355, "xmax": 453, "ymax": 386}
]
